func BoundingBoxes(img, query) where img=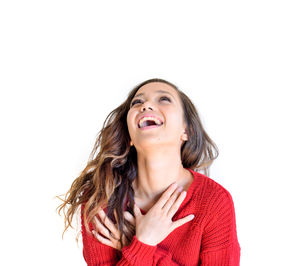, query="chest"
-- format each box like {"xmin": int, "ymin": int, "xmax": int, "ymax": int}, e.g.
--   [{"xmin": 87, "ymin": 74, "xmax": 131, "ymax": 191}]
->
[{"xmin": 157, "ymin": 218, "xmax": 203, "ymax": 265}]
